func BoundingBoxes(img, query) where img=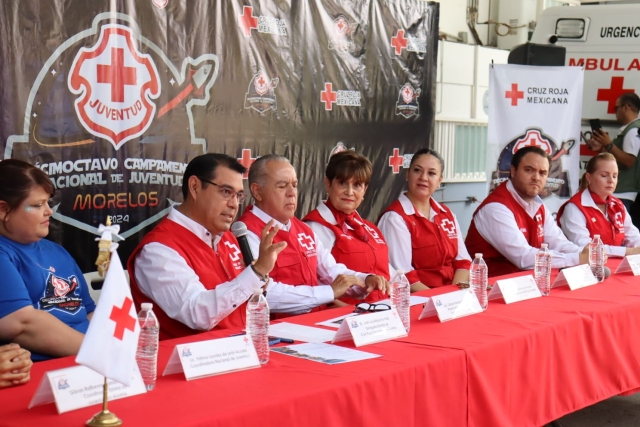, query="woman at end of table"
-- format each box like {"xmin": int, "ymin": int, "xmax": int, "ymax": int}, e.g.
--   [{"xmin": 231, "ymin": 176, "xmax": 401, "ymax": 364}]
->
[{"xmin": 0, "ymin": 159, "xmax": 95, "ymax": 361}]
